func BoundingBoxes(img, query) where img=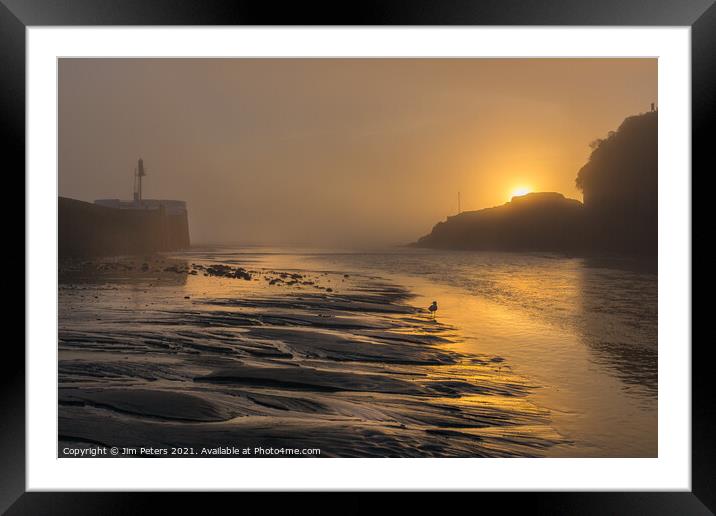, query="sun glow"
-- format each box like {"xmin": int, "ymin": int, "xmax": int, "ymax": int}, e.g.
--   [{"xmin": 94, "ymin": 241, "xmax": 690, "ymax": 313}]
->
[{"xmin": 510, "ymin": 187, "xmax": 531, "ymax": 199}]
